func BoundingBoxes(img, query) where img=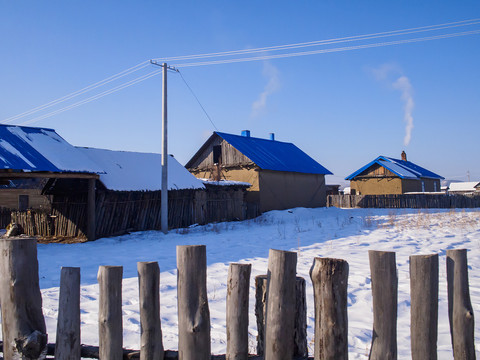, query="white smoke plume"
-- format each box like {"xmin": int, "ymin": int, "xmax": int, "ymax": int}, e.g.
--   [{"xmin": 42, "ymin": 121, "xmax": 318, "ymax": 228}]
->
[
  {"xmin": 251, "ymin": 62, "xmax": 280, "ymax": 117},
  {"xmin": 371, "ymin": 64, "xmax": 415, "ymax": 146},
  {"xmin": 393, "ymin": 76, "xmax": 414, "ymax": 146}
]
